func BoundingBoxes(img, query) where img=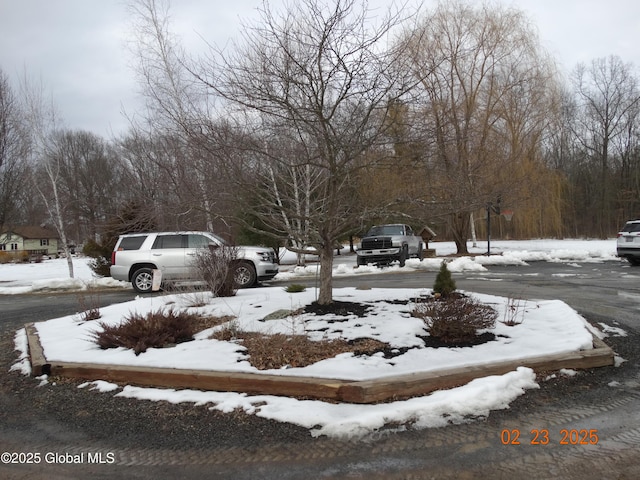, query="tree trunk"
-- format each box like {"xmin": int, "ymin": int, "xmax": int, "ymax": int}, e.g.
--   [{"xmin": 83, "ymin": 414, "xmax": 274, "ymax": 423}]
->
[
  {"xmin": 450, "ymin": 213, "xmax": 470, "ymax": 255},
  {"xmin": 469, "ymin": 212, "xmax": 478, "ymax": 247},
  {"xmin": 53, "ymin": 190, "xmax": 74, "ymax": 278},
  {"xmin": 38, "ymin": 165, "xmax": 74, "ymax": 278},
  {"xmin": 454, "ymin": 236, "xmax": 469, "ymax": 255},
  {"xmin": 317, "ymin": 241, "xmax": 334, "ymax": 305}
]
